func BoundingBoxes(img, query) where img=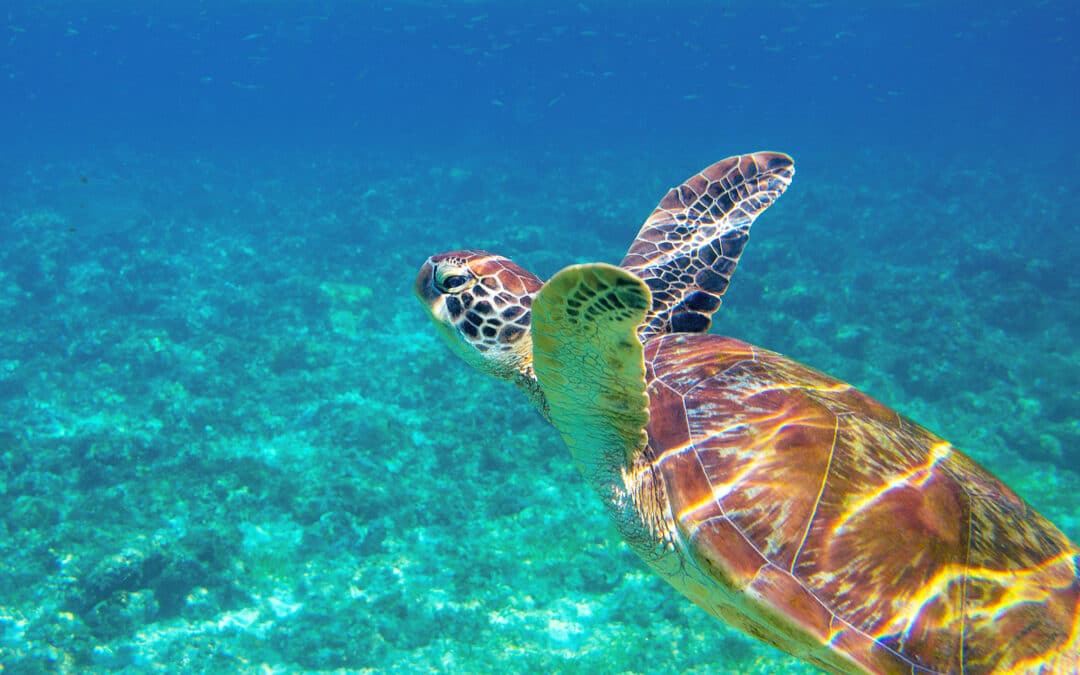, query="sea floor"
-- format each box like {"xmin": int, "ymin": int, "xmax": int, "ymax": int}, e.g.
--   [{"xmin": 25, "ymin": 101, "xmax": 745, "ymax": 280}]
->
[{"xmin": 1, "ymin": 145, "xmax": 1077, "ymax": 673}]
